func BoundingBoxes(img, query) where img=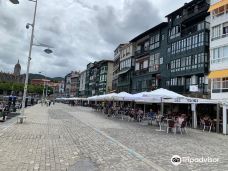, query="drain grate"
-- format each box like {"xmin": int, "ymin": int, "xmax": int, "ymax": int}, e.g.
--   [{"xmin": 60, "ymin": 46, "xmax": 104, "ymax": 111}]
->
[{"xmin": 68, "ymin": 159, "xmax": 99, "ymax": 171}]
